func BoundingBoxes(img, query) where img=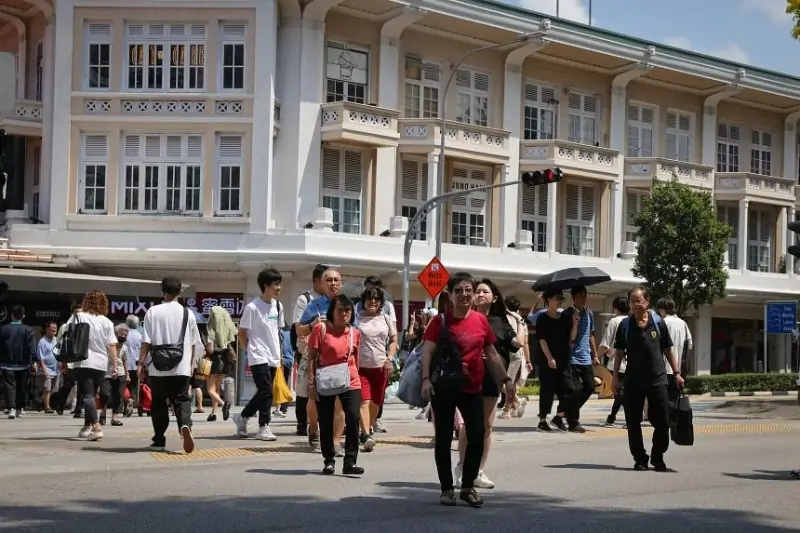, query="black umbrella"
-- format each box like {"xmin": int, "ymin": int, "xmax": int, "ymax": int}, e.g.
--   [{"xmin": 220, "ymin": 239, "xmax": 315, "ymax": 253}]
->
[{"xmin": 531, "ymin": 267, "xmax": 611, "ymax": 292}]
